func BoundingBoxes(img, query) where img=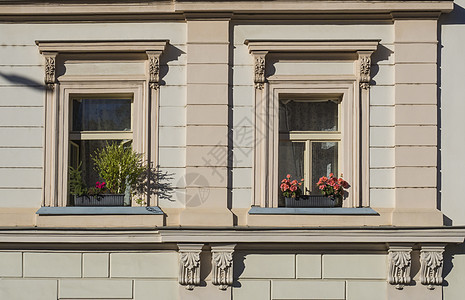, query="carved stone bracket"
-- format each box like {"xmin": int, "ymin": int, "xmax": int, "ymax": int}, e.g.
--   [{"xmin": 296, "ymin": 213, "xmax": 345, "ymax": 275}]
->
[
  {"xmin": 211, "ymin": 244, "xmax": 236, "ymax": 290},
  {"xmin": 146, "ymin": 50, "xmax": 162, "ymax": 90},
  {"xmin": 178, "ymin": 243, "xmax": 203, "ymax": 290},
  {"xmin": 252, "ymin": 51, "xmax": 267, "ymax": 90},
  {"xmin": 388, "ymin": 244, "xmax": 413, "ymax": 289},
  {"xmin": 420, "ymin": 244, "xmax": 445, "ymax": 289},
  {"xmin": 358, "ymin": 51, "xmax": 373, "ymax": 90},
  {"xmin": 43, "ymin": 52, "xmax": 57, "ymax": 90}
]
